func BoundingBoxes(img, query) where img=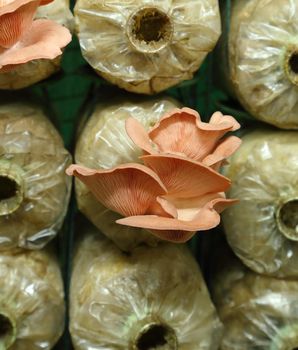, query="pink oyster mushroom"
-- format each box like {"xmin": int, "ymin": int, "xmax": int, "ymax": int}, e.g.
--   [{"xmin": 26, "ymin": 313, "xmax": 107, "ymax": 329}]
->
[
  {"xmin": 66, "ymin": 154, "xmax": 237, "ymax": 243},
  {"xmin": 66, "ymin": 108, "xmax": 241, "ymax": 243},
  {"xmin": 0, "ymin": 0, "xmax": 71, "ymax": 72},
  {"xmin": 125, "ymin": 107, "xmax": 242, "ymax": 171}
]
